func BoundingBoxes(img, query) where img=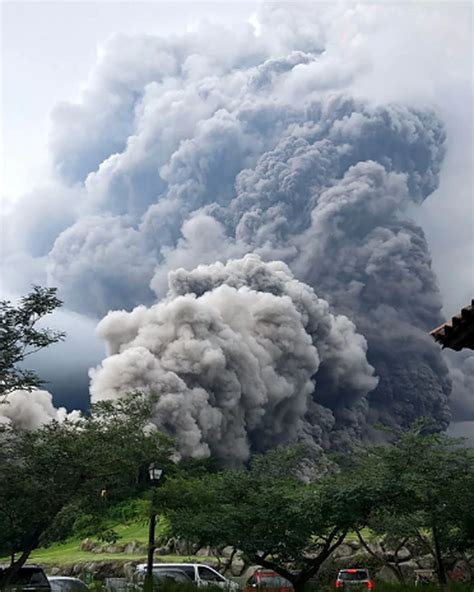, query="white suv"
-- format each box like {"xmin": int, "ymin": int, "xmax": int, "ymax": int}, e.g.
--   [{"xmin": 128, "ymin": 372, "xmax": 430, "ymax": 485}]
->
[
  {"xmin": 335, "ymin": 569, "xmax": 373, "ymax": 590},
  {"xmin": 134, "ymin": 564, "xmax": 239, "ymax": 590}
]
